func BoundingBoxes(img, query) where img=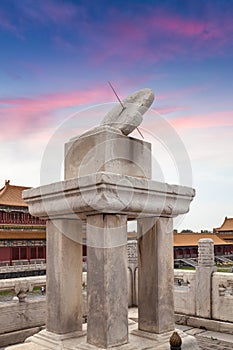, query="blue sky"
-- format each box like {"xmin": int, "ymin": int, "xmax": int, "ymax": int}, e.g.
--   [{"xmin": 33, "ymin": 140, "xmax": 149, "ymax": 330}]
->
[{"xmin": 0, "ymin": 0, "xmax": 232, "ymax": 231}]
